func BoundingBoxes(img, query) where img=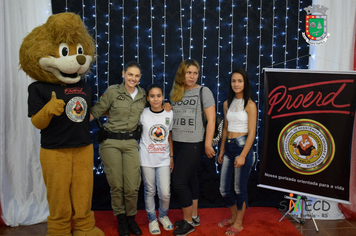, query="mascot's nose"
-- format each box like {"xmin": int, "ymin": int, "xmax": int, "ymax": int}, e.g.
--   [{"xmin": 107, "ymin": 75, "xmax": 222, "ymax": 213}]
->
[{"xmin": 76, "ymin": 55, "xmax": 86, "ymax": 65}]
